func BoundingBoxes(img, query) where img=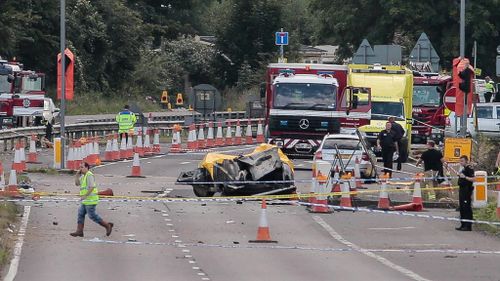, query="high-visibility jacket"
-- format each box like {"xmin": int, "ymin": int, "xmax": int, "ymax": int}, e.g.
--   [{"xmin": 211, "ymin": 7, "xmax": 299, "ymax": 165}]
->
[
  {"xmin": 116, "ymin": 110, "xmax": 137, "ymax": 133},
  {"xmin": 80, "ymin": 171, "xmax": 99, "ymax": 205},
  {"xmin": 485, "ymin": 81, "xmax": 495, "ymax": 92}
]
